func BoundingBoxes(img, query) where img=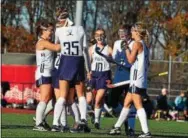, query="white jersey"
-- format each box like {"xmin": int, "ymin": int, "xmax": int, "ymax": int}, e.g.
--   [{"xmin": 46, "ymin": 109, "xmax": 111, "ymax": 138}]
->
[
  {"xmin": 35, "ymin": 39, "xmax": 54, "ymax": 80},
  {"xmin": 55, "ymin": 26, "xmax": 87, "ymax": 57},
  {"xmin": 91, "ymin": 44, "xmax": 110, "ymax": 72},
  {"xmin": 130, "ymin": 40, "xmax": 149, "ymax": 89},
  {"xmin": 54, "ymin": 18, "xmax": 74, "ymax": 69}
]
